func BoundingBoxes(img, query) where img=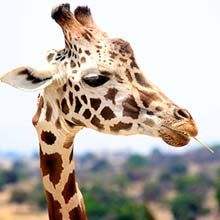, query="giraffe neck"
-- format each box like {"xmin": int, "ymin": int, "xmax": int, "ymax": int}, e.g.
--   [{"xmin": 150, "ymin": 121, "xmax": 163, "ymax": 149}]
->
[{"xmin": 33, "ymin": 93, "xmax": 87, "ymax": 220}]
